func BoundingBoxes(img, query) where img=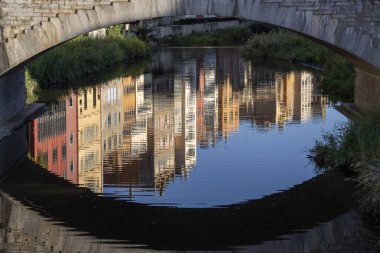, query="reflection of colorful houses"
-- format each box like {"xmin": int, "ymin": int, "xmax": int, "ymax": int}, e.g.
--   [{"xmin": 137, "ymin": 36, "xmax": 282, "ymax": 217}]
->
[
  {"xmin": 29, "ymin": 100, "xmax": 67, "ymax": 177},
  {"xmin": 103, "ymin": 74, "xmax": 155, "ymax": 194},
  {"xmin": 28, "ymin": 50, "xmax": 332, "ymax": 201},
  {"xmin": 77, "ymin": 87, "xmax": 102, "ymax": 193}
]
